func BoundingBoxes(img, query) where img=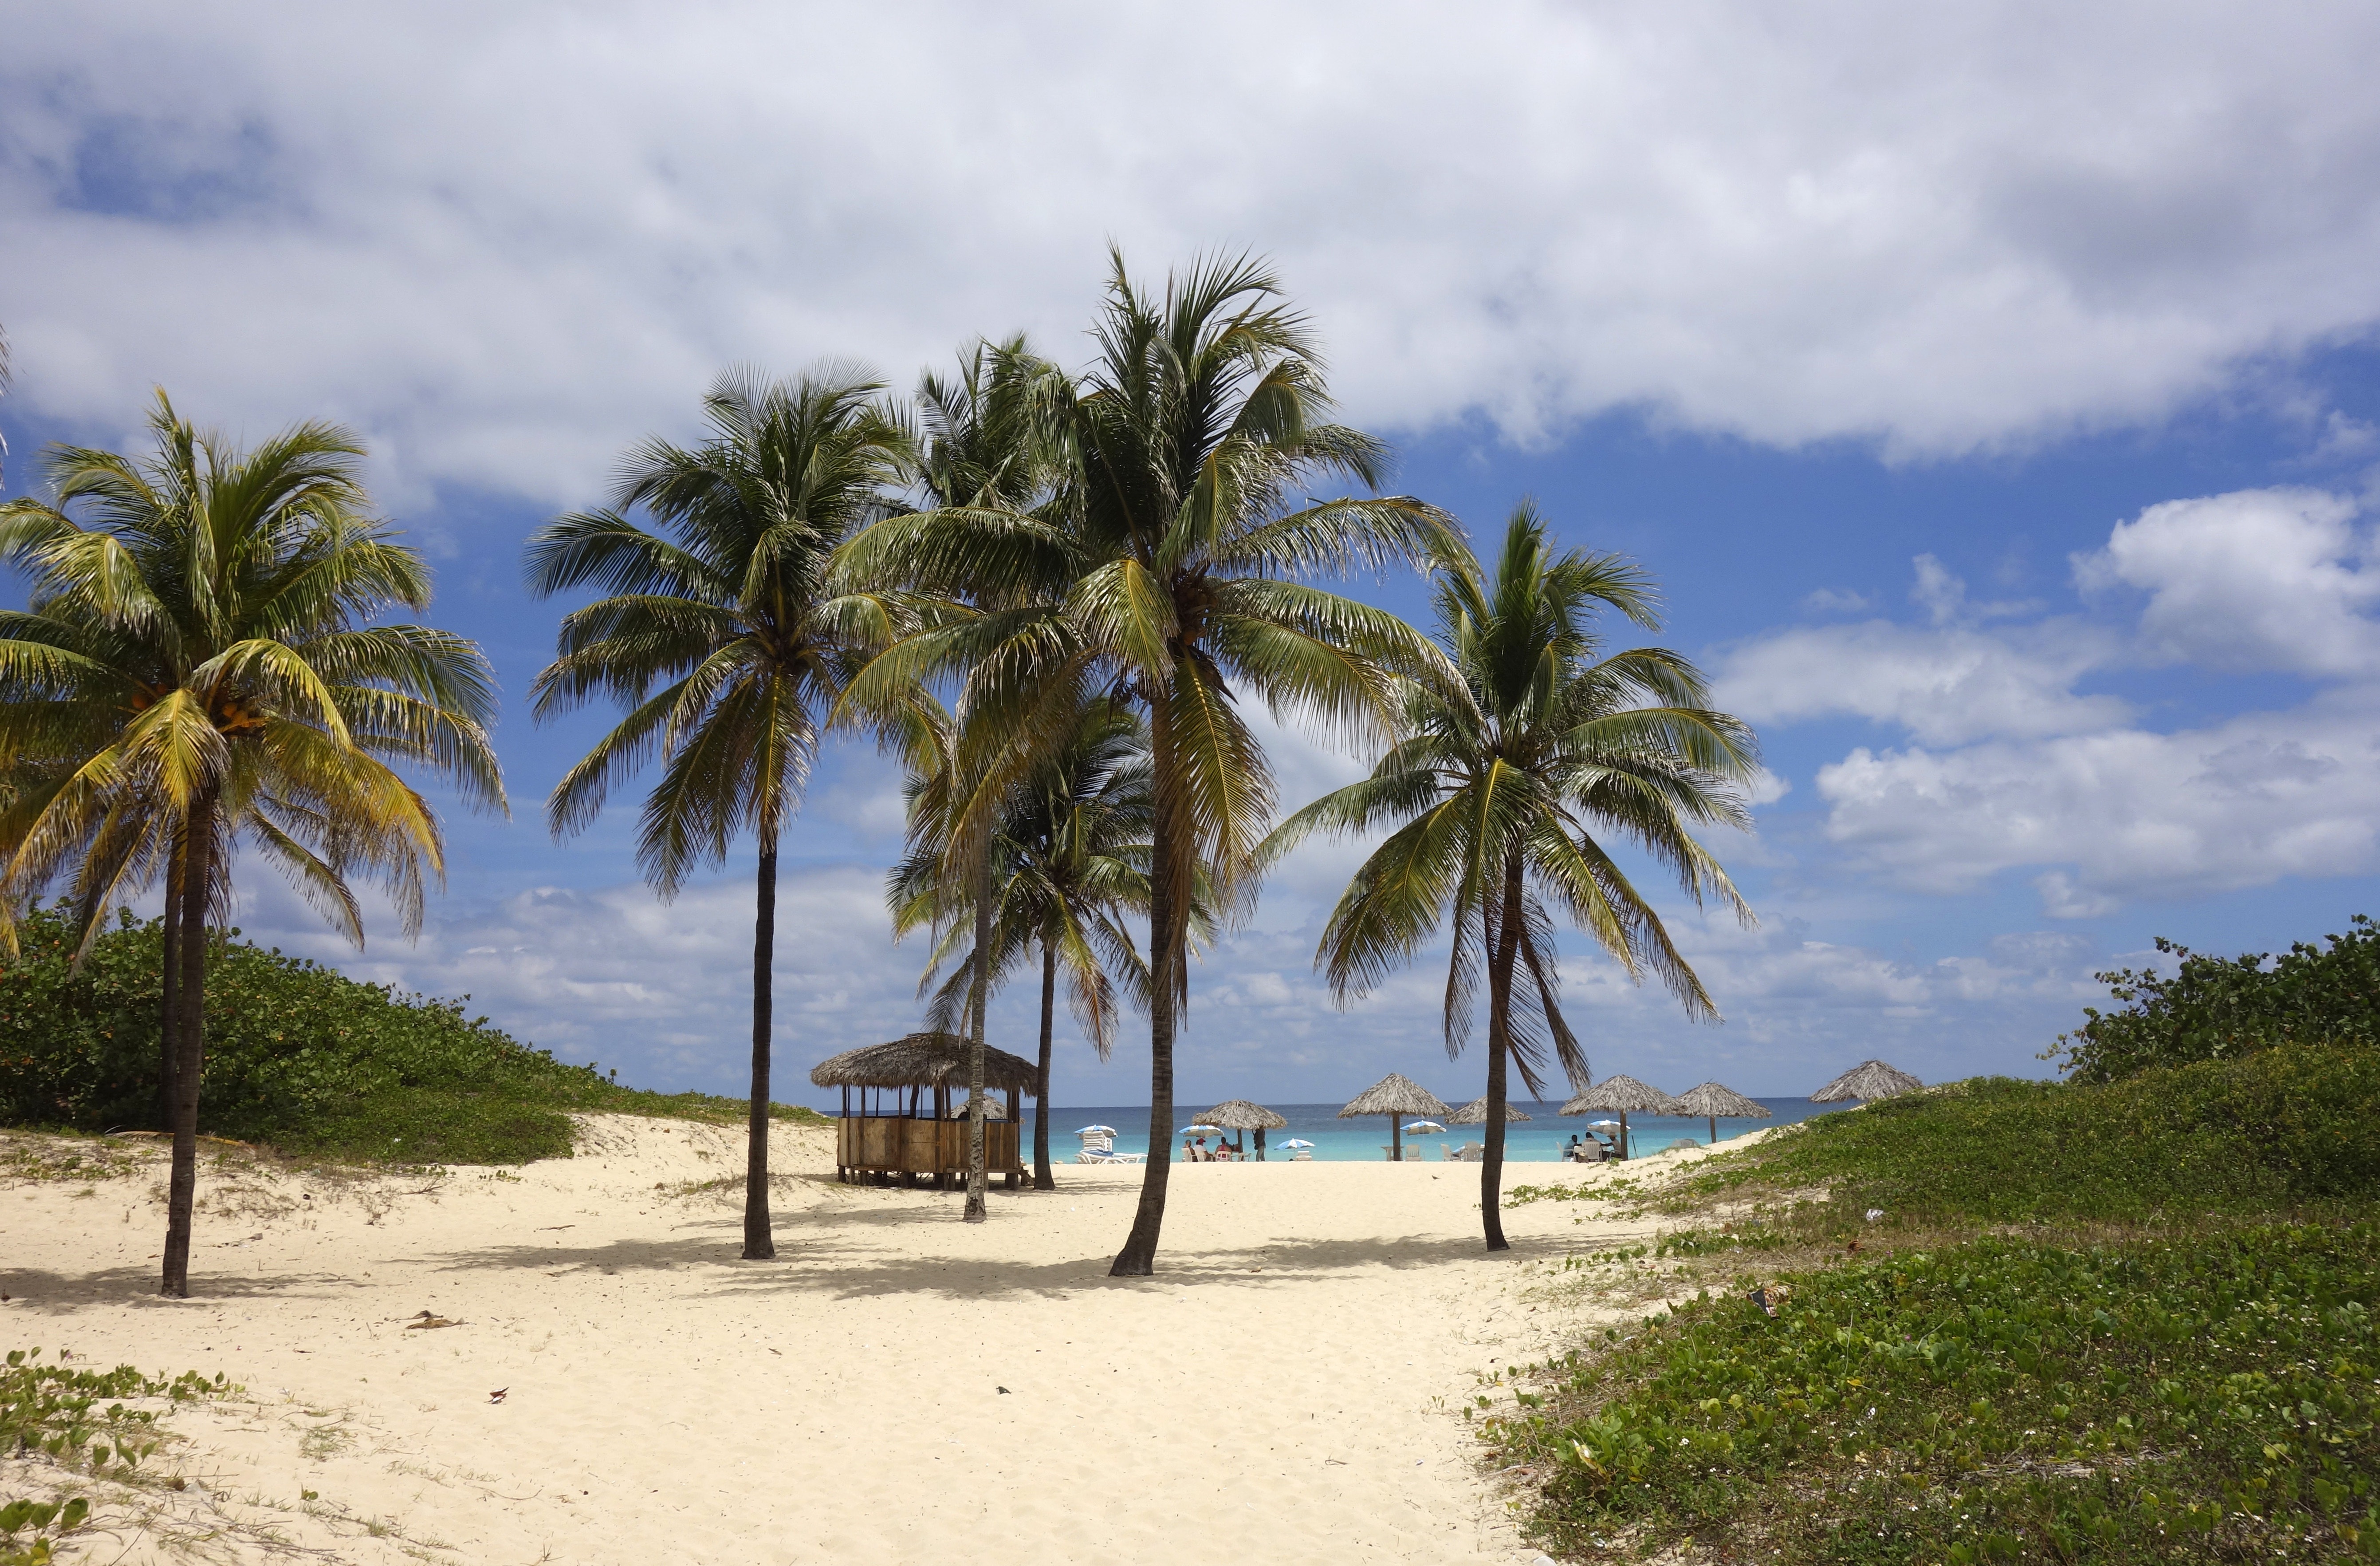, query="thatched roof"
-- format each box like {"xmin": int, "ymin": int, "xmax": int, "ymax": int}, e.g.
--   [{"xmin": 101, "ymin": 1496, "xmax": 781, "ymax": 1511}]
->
[
  {"xmin": 1810, "ymin": 1059, "xmax": 1923, "ymax": 1103},
  {"xmin": 1673, "ymin": 1082, "xmax": 1771, "ymax": 1120},
  {"xmin": 1204, "ymin": 1099, "xmax": 1288, "ymax": 1130},
  {"xmin": 1338, "ymin": 1073, "xmax": 1453, "ymax": 1119},
  {"xmin": 809, "ymin": 1032, "xmax": 1039, "ymax": 1093},
  {"xmin": 1448, "ymin": 1096, "xmax": 1531, "ymax": 1124},
  {"xmin": 1559, "ymin": 1075, "xmax": 1682, "ymax": 1116}
]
